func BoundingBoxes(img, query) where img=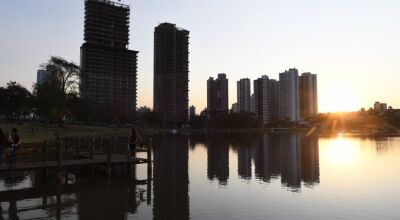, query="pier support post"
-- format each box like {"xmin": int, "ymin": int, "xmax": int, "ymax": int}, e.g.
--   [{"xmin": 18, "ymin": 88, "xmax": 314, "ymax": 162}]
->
[
  {"xmin": 147, "ymin": 138, "xmax": 152, "ymax": 180},
  {"xmin": 57, "ymin": 138, "xmax": 63, "ymax": 183},
  {"xmin": 107, "ymin": 137, "xmax": 113, "ymax": 177}
]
